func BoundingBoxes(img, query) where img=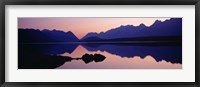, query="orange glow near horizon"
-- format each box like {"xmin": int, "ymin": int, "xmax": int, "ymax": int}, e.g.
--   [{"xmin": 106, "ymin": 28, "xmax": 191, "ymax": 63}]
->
[{"xmin": 18, "ymin": 17, "xmax": 170, "ymax": 39}]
